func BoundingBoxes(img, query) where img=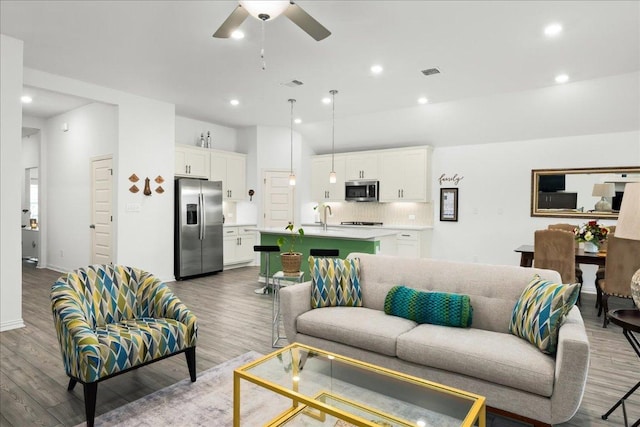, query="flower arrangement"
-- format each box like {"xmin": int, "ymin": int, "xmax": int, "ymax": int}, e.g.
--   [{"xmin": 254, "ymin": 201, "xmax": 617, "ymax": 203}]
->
[{"xmin": 573, "ymin": 220, "xmax": 610, "ymax": 248}]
